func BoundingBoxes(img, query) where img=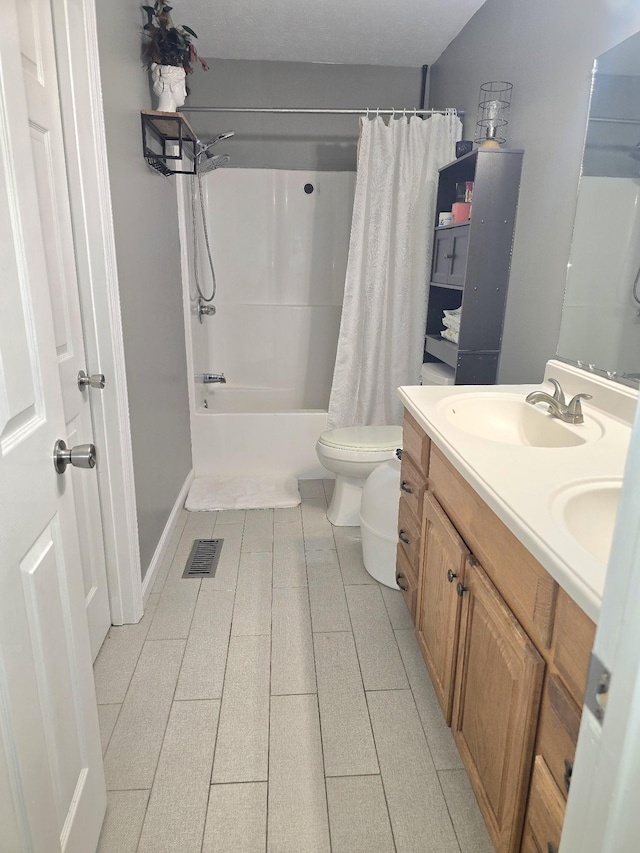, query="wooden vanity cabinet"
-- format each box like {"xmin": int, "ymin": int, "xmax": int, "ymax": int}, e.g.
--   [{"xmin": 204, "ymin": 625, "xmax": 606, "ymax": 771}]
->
[
  {"xmin": 396, "ymin": 410, "xmax": 430, "ymax": 621},
  {"xmin": 399, "ymin": 407, "xmax": 597, "ymax": 853}
]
